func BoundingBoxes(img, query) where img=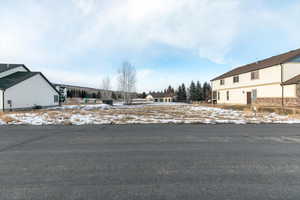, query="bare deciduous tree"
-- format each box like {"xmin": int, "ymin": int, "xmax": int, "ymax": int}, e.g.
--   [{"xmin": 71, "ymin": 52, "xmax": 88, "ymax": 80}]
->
[
  {"xmin": 100, "ymin": 76, "xmax": 112, "ymax": 100},
  {"xmin": 118, "ymin": 61, "xmax": 136, "ymax": 104}
]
